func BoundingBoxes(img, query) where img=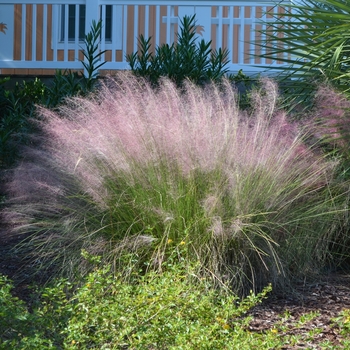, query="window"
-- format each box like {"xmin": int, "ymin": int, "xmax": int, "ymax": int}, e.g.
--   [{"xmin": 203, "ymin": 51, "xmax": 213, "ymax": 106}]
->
[{"xmin": 60, "ymin": 5, "xmax": 112, "ymax": 42}]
